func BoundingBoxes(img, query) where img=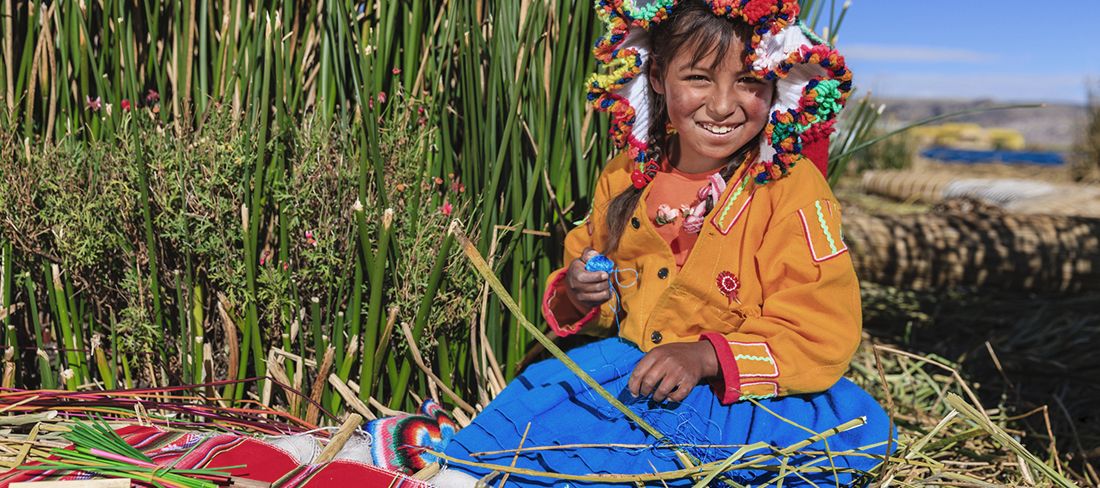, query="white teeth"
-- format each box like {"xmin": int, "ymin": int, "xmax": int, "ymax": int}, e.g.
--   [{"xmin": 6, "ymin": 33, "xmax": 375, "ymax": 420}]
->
[{"xmin": 699, "ymin": 122, "xmax": 735, "ymax": 135}]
